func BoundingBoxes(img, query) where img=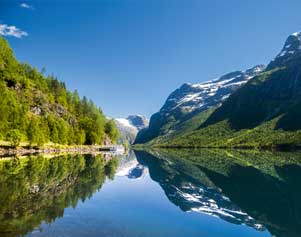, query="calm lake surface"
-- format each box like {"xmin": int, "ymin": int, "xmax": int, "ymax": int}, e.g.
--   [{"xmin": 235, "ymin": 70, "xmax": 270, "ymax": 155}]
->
[{"xmin": 1, "ymin": 149, "xmax": 301, "ymax": 237}]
